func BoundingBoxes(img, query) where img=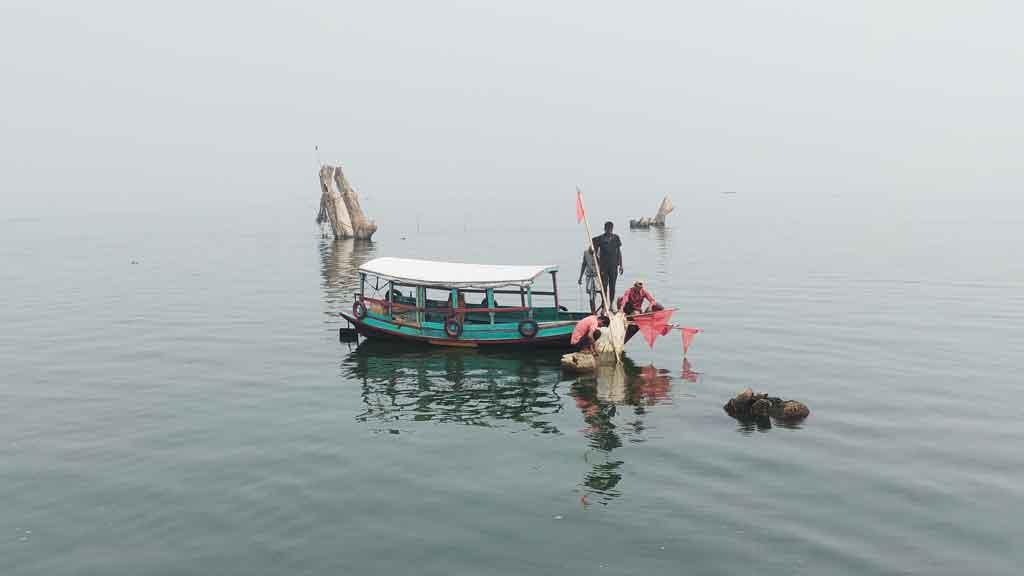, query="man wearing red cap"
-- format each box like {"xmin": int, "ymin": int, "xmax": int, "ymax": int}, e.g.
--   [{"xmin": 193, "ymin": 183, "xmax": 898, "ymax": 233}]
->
[{"xmin": 618, "ymin": 280, "xmax": 657, "ymax": 315}]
